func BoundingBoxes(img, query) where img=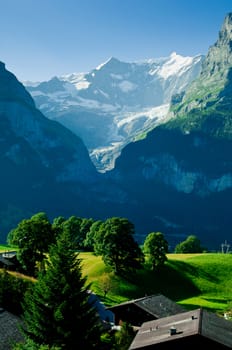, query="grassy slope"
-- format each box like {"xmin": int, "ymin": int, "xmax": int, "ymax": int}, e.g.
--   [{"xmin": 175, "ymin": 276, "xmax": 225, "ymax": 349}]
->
[
  {"xmin": 1, "ymin": 247, "xmax": 231, "ymax": 314},
  {"xmin": 79, "ymin": 252, "xmax": 232, "ymax": 314}
]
